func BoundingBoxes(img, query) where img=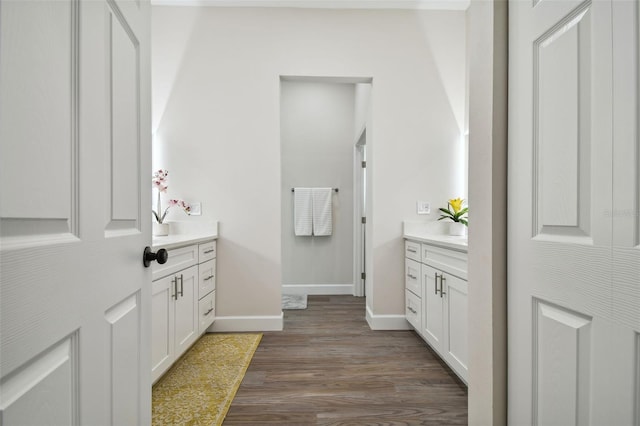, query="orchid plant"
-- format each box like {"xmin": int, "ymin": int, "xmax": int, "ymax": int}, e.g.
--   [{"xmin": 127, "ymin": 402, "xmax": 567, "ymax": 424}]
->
[
  {"xmin": 438, "ymin": 197, "xmax": 468, "ymax": 226},
  {"xmin": 152, "ymin": 169, "xmax": 191, "ymax": 224}
]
